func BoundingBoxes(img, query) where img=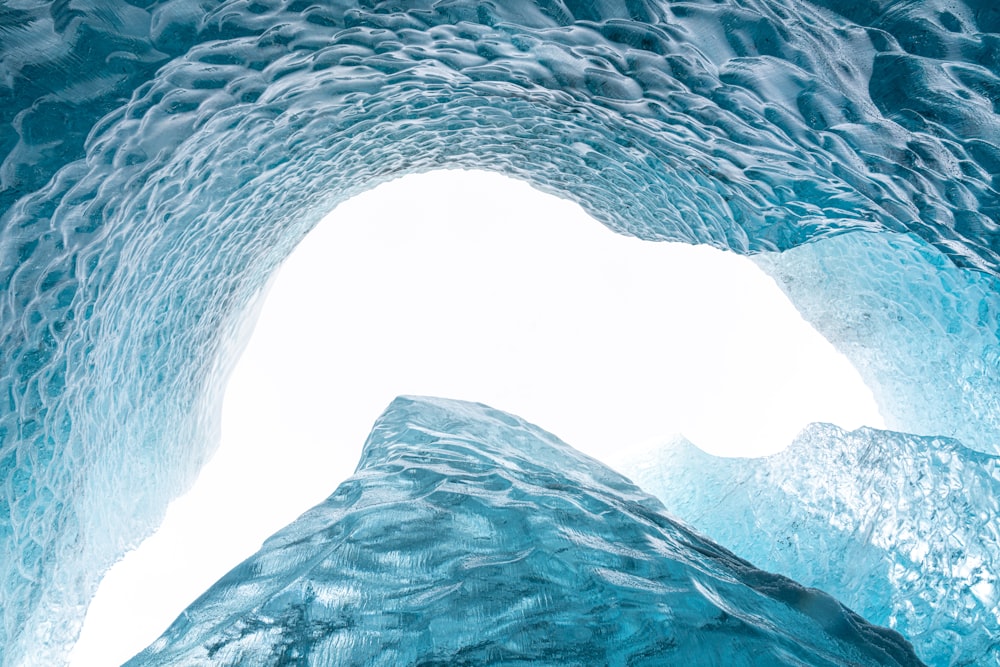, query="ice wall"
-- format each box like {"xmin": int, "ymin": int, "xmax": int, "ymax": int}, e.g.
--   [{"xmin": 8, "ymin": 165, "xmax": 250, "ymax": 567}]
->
[
  {"xmin": 621, "ymin": 424, "xmax": 1000, "ymax": 665},
  {"xmin": 755, "ymin": 231, "xmax": 1000, "ymax": 450},
  {"xmin": 0, "ymin": 0, "xmax": 998, "ymax": 663},
  {"xmin": 127, "ymin": 396, "xmax": 924, "ymax": 667}
]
